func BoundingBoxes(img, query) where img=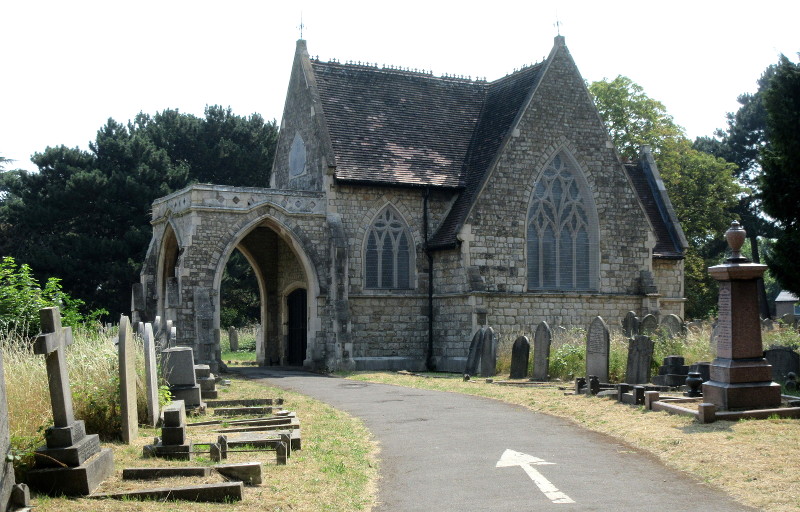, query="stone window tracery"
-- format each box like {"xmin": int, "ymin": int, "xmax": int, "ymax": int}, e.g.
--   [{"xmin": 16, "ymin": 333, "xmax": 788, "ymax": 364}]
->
[
  {"xmin": 365, "ymin": 206, "xmax": 412, "ymax": 289},
  {"xmin": 527, "ymin": 152, "xmax": 597, "ymax": 291}
]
